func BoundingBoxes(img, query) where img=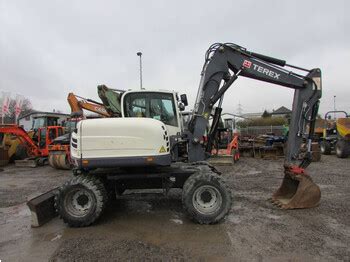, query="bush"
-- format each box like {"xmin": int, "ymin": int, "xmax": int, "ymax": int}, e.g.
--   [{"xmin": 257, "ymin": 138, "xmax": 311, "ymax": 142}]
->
[{"xmin": 237, "ymin": 117, "xmax": 287, "ymax": 128}]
